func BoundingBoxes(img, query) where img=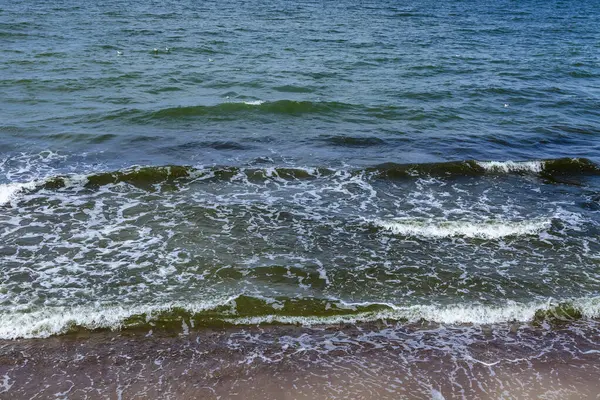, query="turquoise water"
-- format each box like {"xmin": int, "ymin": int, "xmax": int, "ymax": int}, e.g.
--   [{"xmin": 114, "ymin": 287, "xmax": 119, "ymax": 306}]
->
[{"xmin": 1, "ymin": 0, "xmax": 600, "ymax": 340}]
